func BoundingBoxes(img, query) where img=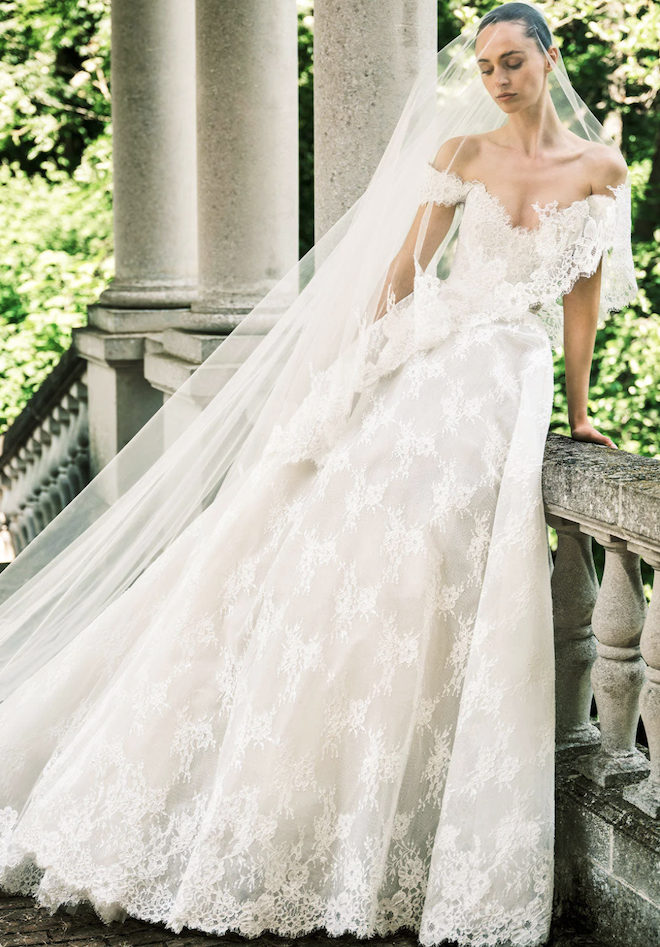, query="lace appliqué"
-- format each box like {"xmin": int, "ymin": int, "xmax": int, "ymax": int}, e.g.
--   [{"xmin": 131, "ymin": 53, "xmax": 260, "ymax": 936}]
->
[
  {"xmin": 266, "ymin": 166, "xmax": 636, "ymax": 469},
  {"xmin": 418, "ymin": 162, "xmax": 471, "ymax": 207},
  {"xmin": 0, "ymin": 316, "xmax": 556, "ymax": 947}
]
